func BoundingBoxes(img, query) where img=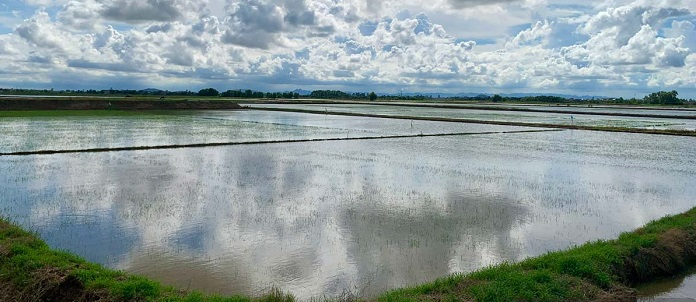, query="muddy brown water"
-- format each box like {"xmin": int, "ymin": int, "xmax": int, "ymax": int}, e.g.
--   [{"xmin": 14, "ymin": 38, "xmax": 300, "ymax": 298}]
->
[
  {"xmin": 1, "ymin": 110, "xmax": 696, "ymax": 300},
  {"xmin": 638, "ymin": 267, "xmax": 696, "ymax": 301}
]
